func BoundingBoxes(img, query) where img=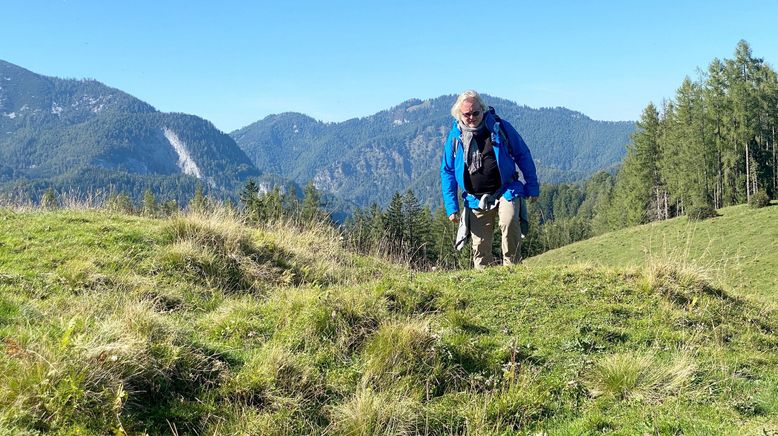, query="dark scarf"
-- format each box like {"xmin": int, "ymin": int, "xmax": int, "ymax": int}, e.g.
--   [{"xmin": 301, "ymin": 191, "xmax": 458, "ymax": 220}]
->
[{"xmin": 458, "ymin": 120, "xmax": 486, "ymax": 174}]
